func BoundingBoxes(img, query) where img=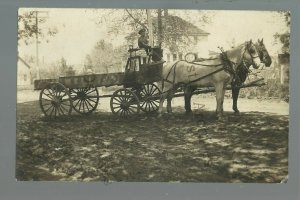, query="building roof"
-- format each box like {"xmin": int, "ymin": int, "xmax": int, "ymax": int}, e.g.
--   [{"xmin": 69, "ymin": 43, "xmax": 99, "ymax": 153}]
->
[
  {"xmin": 18, "ymin": 56, "xmax": 32, "ymax": 69},
  {"xmin": 125, "ymin": 15, "xmax": 210, "ymax": 43},
  {"xmin": 153, "ymin": 15, "xmax": 210, "ymax": 36}
]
